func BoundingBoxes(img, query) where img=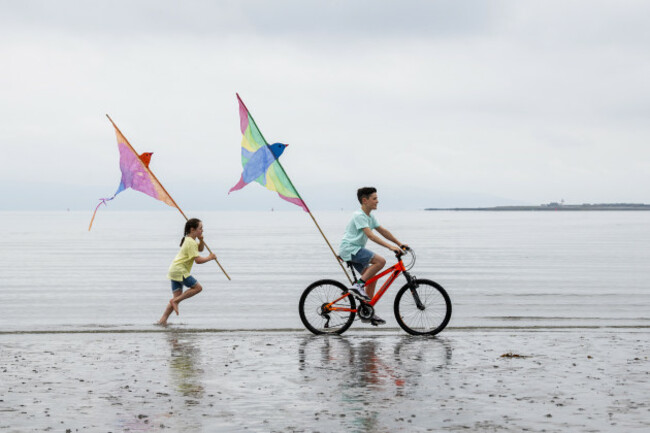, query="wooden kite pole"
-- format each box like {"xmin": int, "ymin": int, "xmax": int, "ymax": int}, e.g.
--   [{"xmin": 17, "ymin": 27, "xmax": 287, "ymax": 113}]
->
[{"xmin": 273, "ymin": 160, "xmax": 353, "ymax": 284}]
